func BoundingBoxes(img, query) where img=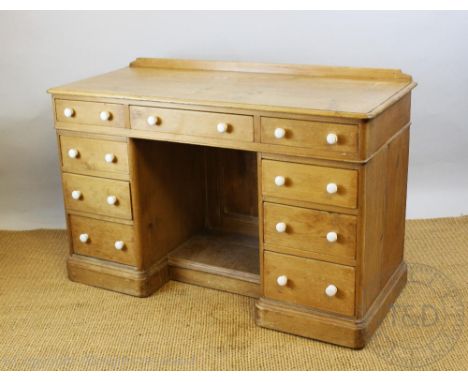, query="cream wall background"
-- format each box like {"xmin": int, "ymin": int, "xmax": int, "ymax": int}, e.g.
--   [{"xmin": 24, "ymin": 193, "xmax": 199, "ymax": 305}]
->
[{"xmin": 0, "ymin": 11, "xmax": 467, "ymax": 229}]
